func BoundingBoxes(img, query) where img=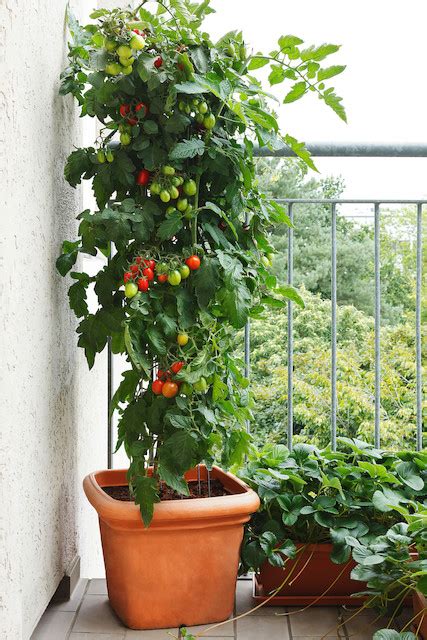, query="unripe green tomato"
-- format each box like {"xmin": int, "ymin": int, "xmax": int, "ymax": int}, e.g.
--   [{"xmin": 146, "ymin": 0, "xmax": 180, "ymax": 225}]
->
[
  {"xmin": 178, "ymin": 100, "xmax": 186, "ymax": 112},
  {"xmin": 179, "ymin": 264, "xmax": 190, "ymax": 279},
  {"xmin": 226, "ymin": 43, "xmax": 235, "ymax": 57},
  {"xmin": 194, "ymin": 377, "xmax": 208, "ymax": 393},
  {"xmin": 130, "ymin": 34, "xmax": 146, "ymax": 50},
  {"xmin": 119, "ymin": 55, "xmax": 134, "ymax": 67},
  {"xmin": 162, "ymin": 165, "xmax": 175, "ymax": 176},
  {"xmin": 171, "ymin": 176, "xmax": 181, "ymax": 187},
  {"xmin": 125, "ymin": 282, "xmax": 138, "ymax": 298},
  {"xmin": 191, "ymin": 98, "xmax": 200, "ymax": 106},
  {"xmin": 160, "ymin": 189, "xmax": 171, "ymax": 203},
  {"xmin": 106, "ymin": 149, "xmax": 114, "ymax": 162},
  {"xmin": 117, "ymin": 44, "xmax": 132, "ymax": 58},
  {"xmin": 198, "ymin": 101, "xmax": 208, "ymax": 114},
  {"xmin": 168, "ymin": 270, "xmax": 182, "ymax": 286},
  {"xmin": 150, "ymin": 182, "xmax": 161, "ymax": 195},
  {"xmin": 267, "ymin": 252, "xmax": 274, "ymax": 262},
  {"xmin": 121, "ymin": 64, "xmax": 133, "ymax": 75},
  {"xmin": 183, "ymin": 204, "xmax": 193, "ymax": 220},
  {"xmin": 185, "ymin": 104, "xmax": 191, "ymax": 114},
  {"xmin": 203, "ymin": 113, "xmax": 216, "ymax": 129},
  {"xmin": 183, "ymin": 179, "xmax": 197, "ymax": 196},
  {"xmin": 177, "ymin": 333, "xmax": 189, "ymax": 346},
  {"xmin": 195, "ymin": 112, "xmax": 205, "ymax": 124},
  {"xmin": 176, "ymin": 198, "xmax": 188, "ymax": 212},
  {"xmin": 169, "ymin": 185, "xmax": 179, "ymax": 199},
  {"xmin": 177, "ymin": 176, "xmax": 184, "ymax": 186},
  {"xmin": 261, "ymin": 255, "xmax": 271, "ymax": 268},
  {"xmin": 104, "ymin": 39, "xmax": 117, "ymax": 52},
  {"xmin": 180, "ymin": 382, "xmax": 192, "ymax": 396},
  {"xmin": 105, "ymin": 63, "xmax": 122, "ymax": 76},
  {"xmin": 120, "ymin": 132, "xmax": 131, "ymax": 146},
  {"xmin": 239, "ymin": 43, "xmax": 247, "ymax": 60},
  {"xmin": 97, "ymin": 149, "xmax": 106, "ymax": 163},
  {"xmin": 166, "ymin": 206, "xmax": 177, "ymax": 215}
]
